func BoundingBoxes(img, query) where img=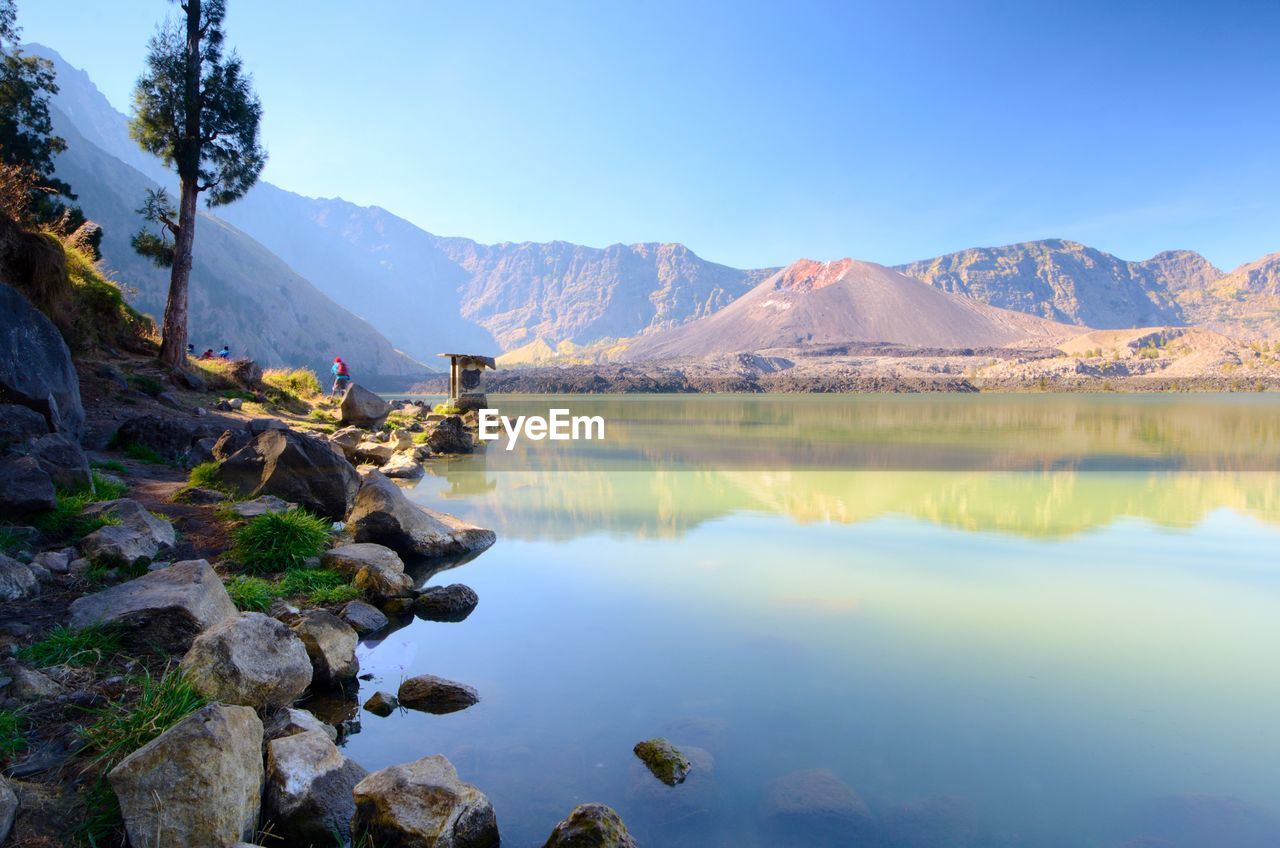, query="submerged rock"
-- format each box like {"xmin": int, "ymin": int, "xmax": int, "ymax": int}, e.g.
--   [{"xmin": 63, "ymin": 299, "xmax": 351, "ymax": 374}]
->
[
  {"xmin": 414, "ymin": 584, "xmax": 479, "ymax": 622},
  {"xmin": 347, "ymin": 471, "xmax": 496, "ymax": 558},
  {"xmin": 68, "ymin": 559, "xmax": 236, "ymax": 652},
  {"xmin": 351, "ymin": 754, "xmax": 499, "ymax": 848},
  {"xmin": 761, "ymin": 768, "xmax": 876, "ymax": 845},
  {"xmin": 397, "ymin": 674, "xmax": 480, "ymax": 714},
  {"xmin": 633, "ymin": 738, "xmax": 692, "ymax": 787},
  {"xmin": 180, "ymin": 612, "xmax": 313, "ymax": 709},
  {"xmin": 108, "ymin": 703, "xmax": 263, "ymax": 848},
  {"xmin": 264, "ymin": 728, "xmax": 368, "ymax": 846},
  {"xmin": 542, "ymin": 803, "xmax": 637, "ymax": 848}
]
